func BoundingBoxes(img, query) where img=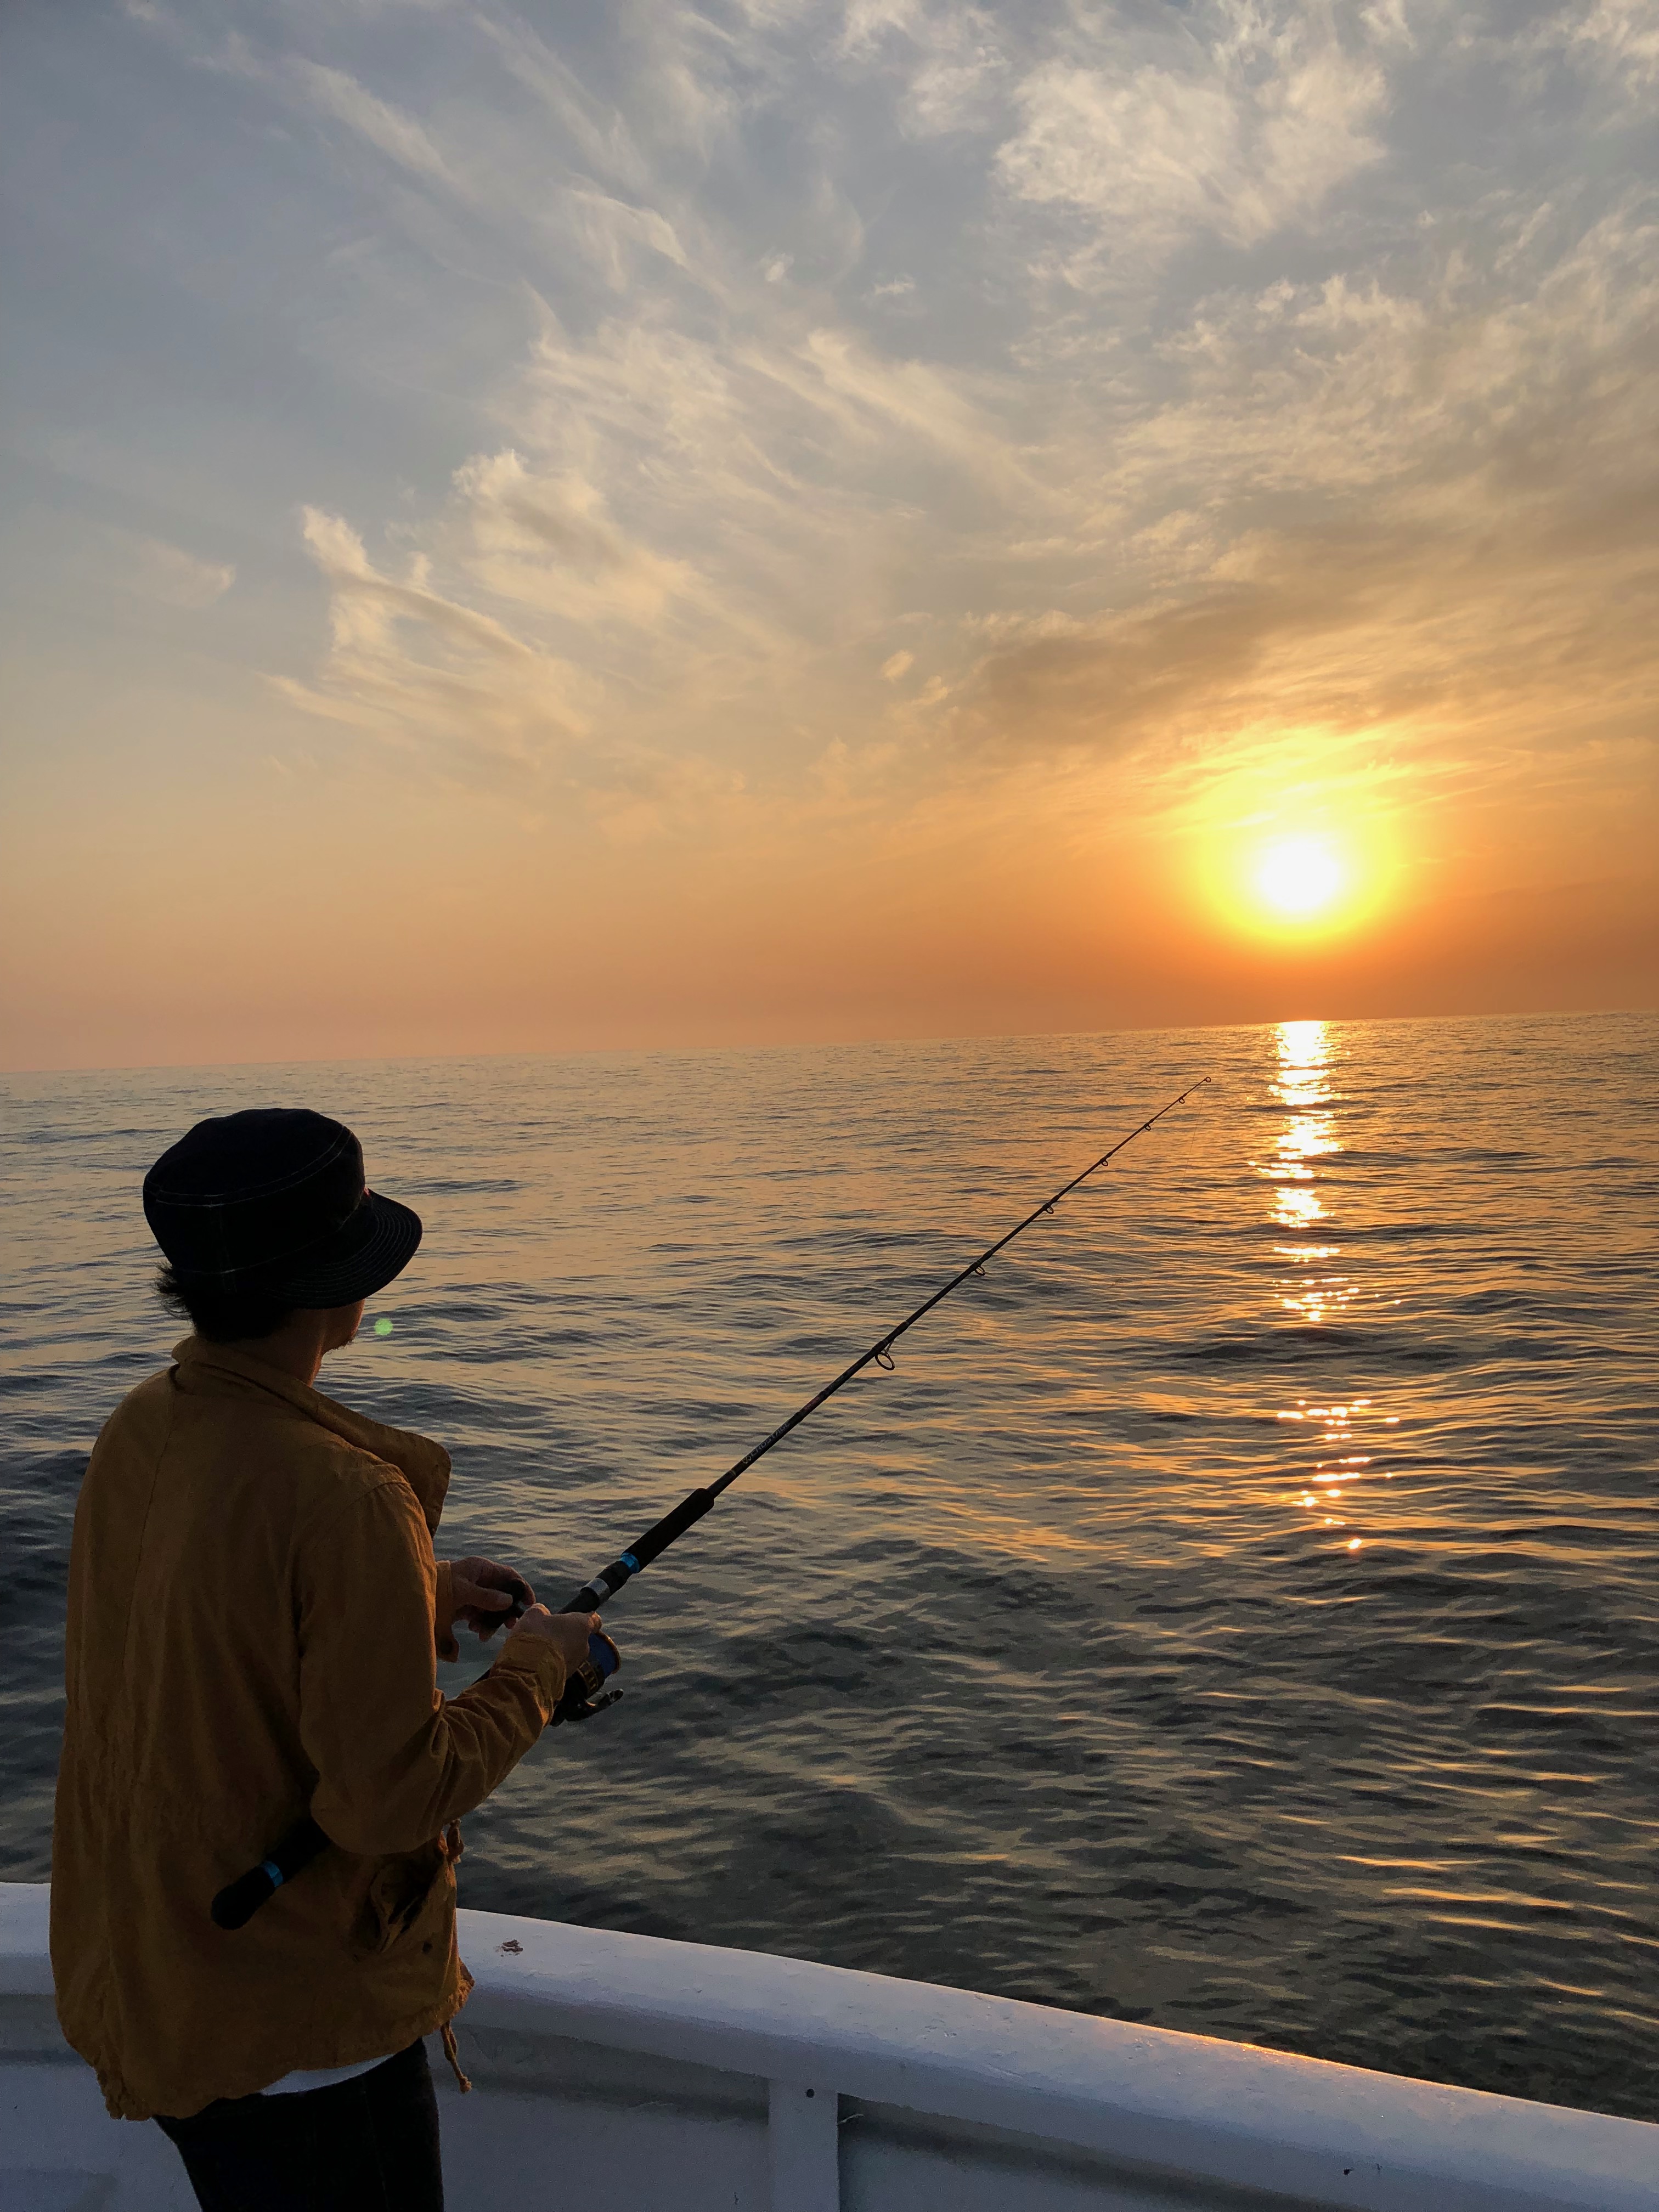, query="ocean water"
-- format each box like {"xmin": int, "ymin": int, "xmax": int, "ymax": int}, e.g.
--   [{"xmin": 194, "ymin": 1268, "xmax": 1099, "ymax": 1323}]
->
[{"xmin": 3, "ymin": 1012, "xmax": 1657, "ymax": 2121}]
